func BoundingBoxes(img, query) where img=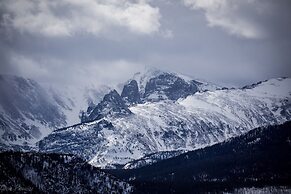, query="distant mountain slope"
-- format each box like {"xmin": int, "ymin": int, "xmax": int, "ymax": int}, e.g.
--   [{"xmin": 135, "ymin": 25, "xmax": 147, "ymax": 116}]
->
[
  {"xmin": 0, "ymin": 75, "xmax": 110, "ymax": 150},
  {"xmin": 108, "ymin": 121, "xmax": 291, "ymax": 193},
  {"xmin": 0, "ymin": 75, "xmax": 67, "ymax": 149},
  {"xmin": 0, "ymin": 152, "xmax": 132, "ymax": 193},
  {"xmin": 39, "ymin": 76, "xmax": 291, "ymax": 168}
]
